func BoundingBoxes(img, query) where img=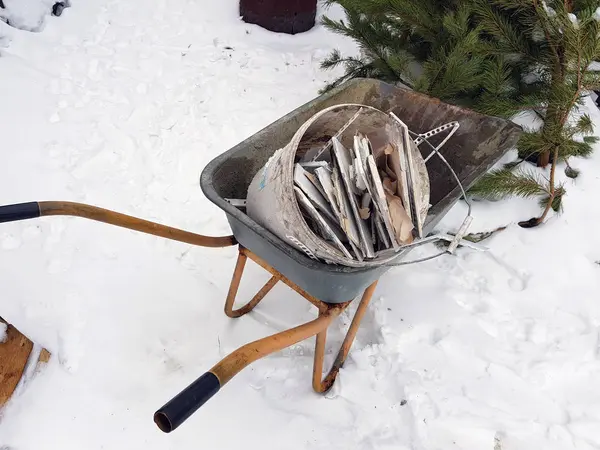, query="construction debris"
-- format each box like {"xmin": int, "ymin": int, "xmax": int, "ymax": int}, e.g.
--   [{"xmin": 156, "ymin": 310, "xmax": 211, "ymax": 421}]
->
[
  {"xmin": 291, "ymin": 110, "xmax": 432, "ymax": 262},
  {"xmin": 246, "ymin": 103, "xmax": 460, "ymax": 267}
]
